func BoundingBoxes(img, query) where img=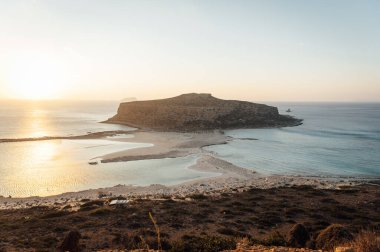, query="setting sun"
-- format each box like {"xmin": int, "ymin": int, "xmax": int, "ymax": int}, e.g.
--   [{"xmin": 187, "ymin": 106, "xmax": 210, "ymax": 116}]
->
[{"xmin": 6, "ymin": 53, "xmax": 67, "ymax": 100}]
